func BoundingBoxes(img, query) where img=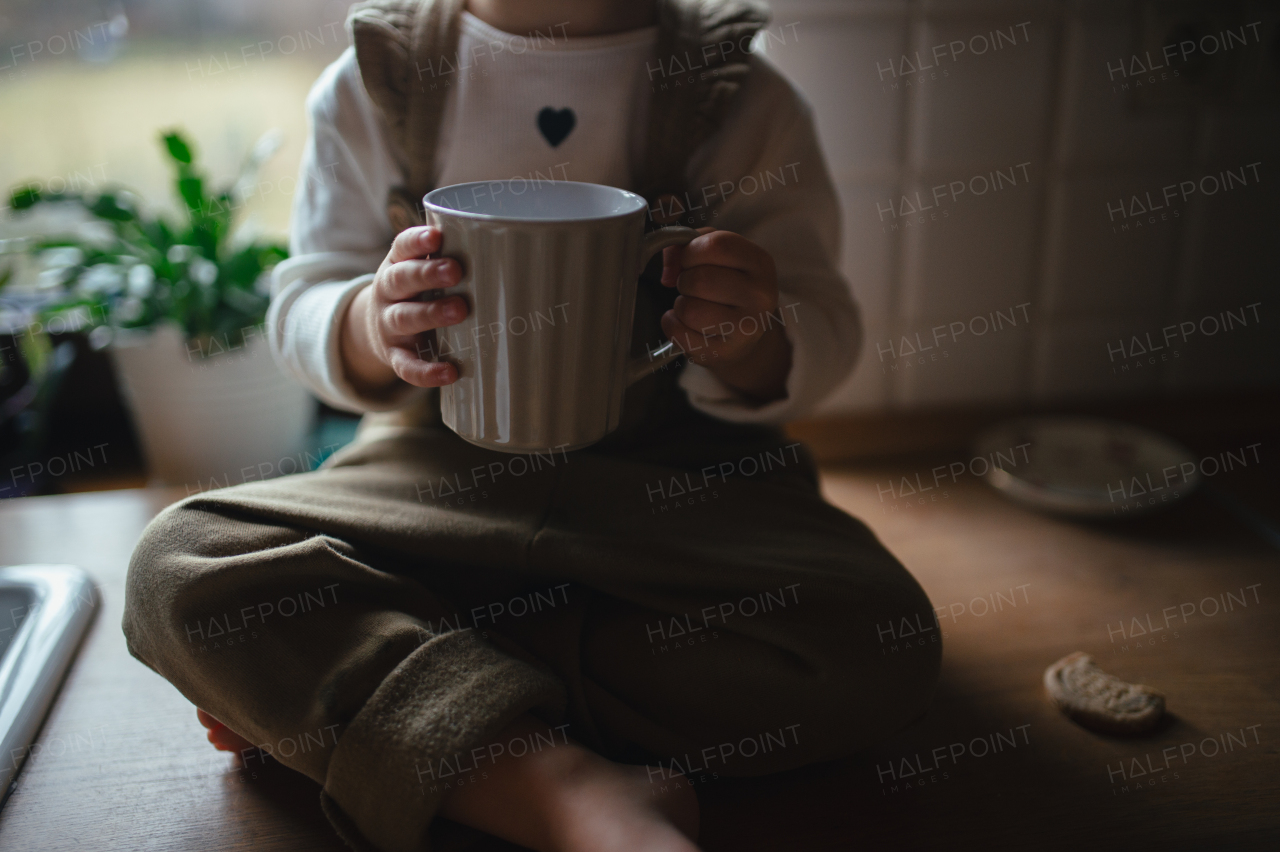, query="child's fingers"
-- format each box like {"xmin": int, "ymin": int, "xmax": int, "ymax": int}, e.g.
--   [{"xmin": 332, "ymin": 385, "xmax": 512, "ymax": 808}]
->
[
  {"xmin": 382, "ymin": 296, "xmax": 468, "ymax": 336},
  {"xmin": 387, "ymin": 346, "xmax": 459, "ymax": 387},
  {"xmin": 661, "ymin": 226, "xmax": 716, "ymax": 286},
  {"xmin": 380, "ymin": 258, "xmax": 461, "ymax": 301},
  {"xmin": 661, "ymin": 310, "xmax": 736, "ymax": 365},
  {"xmin": 386, "ymin": 226, "xmax": 442, "ymax": 264},
  {"xmin": 671, "ymin": 294, "xmax": 743, "ymax": 339},
  {"xmin": 673, "ymin": 265, "xmax": 753, "ymax": 309},
  {"xmin": 677, "ymin": 229, "xmax": 773, "ymax": 276}
]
